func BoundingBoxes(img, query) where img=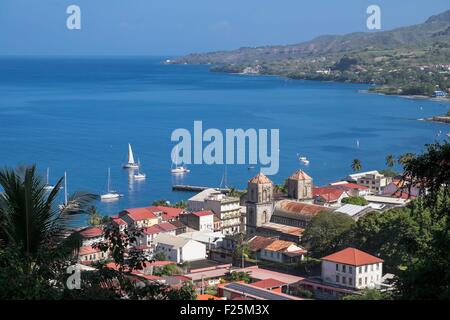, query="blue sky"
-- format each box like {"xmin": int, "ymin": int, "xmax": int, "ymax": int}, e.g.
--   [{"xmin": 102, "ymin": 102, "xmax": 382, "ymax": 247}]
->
[{"xmin": 0, "ymin": 0, "xmax": 449, "ymax": 56}]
